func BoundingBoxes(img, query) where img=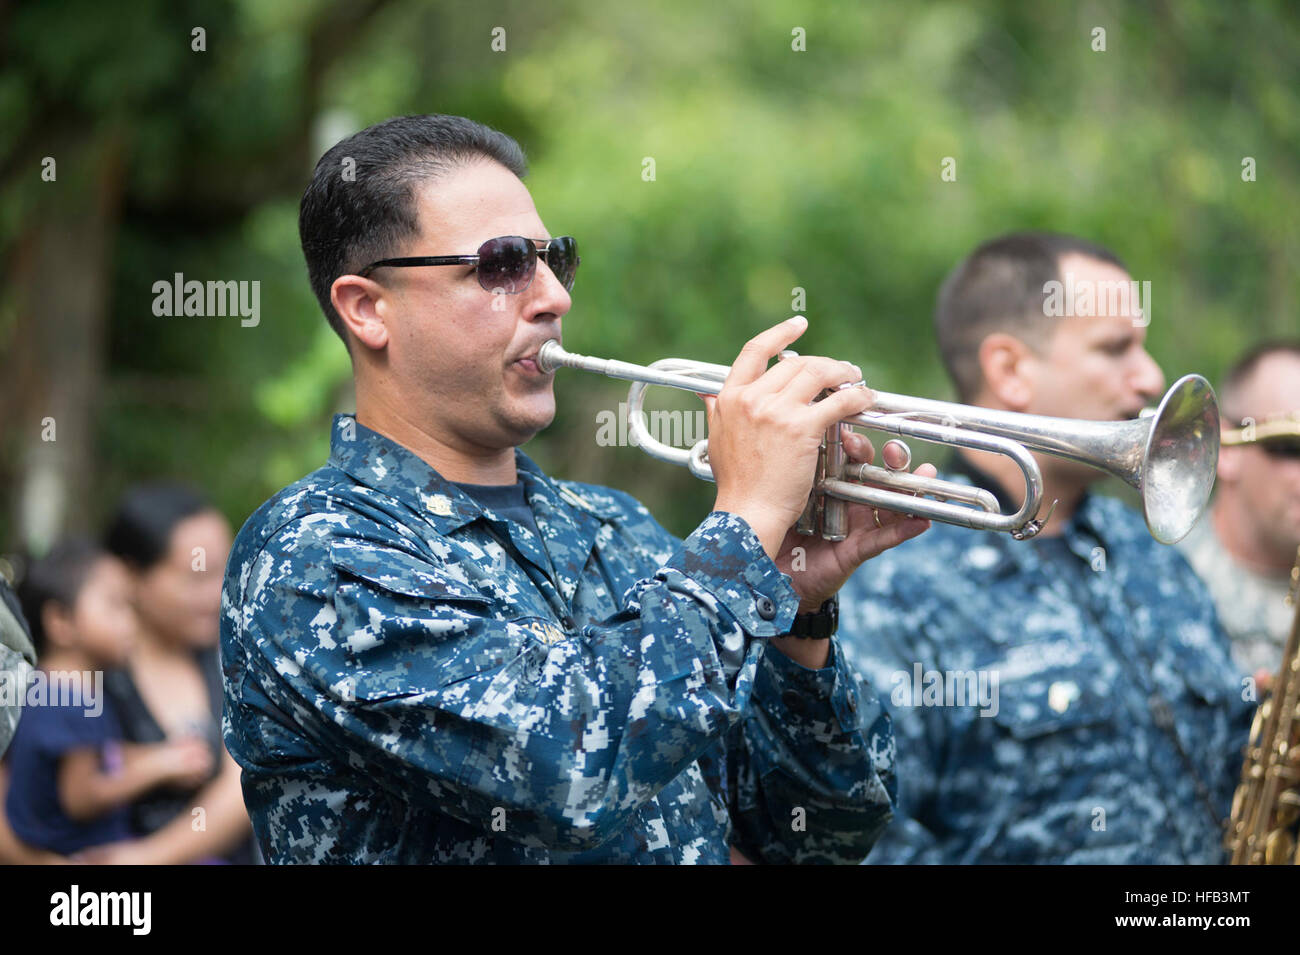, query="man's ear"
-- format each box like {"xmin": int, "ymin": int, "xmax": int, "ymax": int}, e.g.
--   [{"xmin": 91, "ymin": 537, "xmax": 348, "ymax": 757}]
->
[
  {"xmin": 331, "ymin": 275, "xmax": 391, "ymax": 351},
  {"xmin": 977, "ymin": 332, "xmax": 1036, "ymax": 411}
]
